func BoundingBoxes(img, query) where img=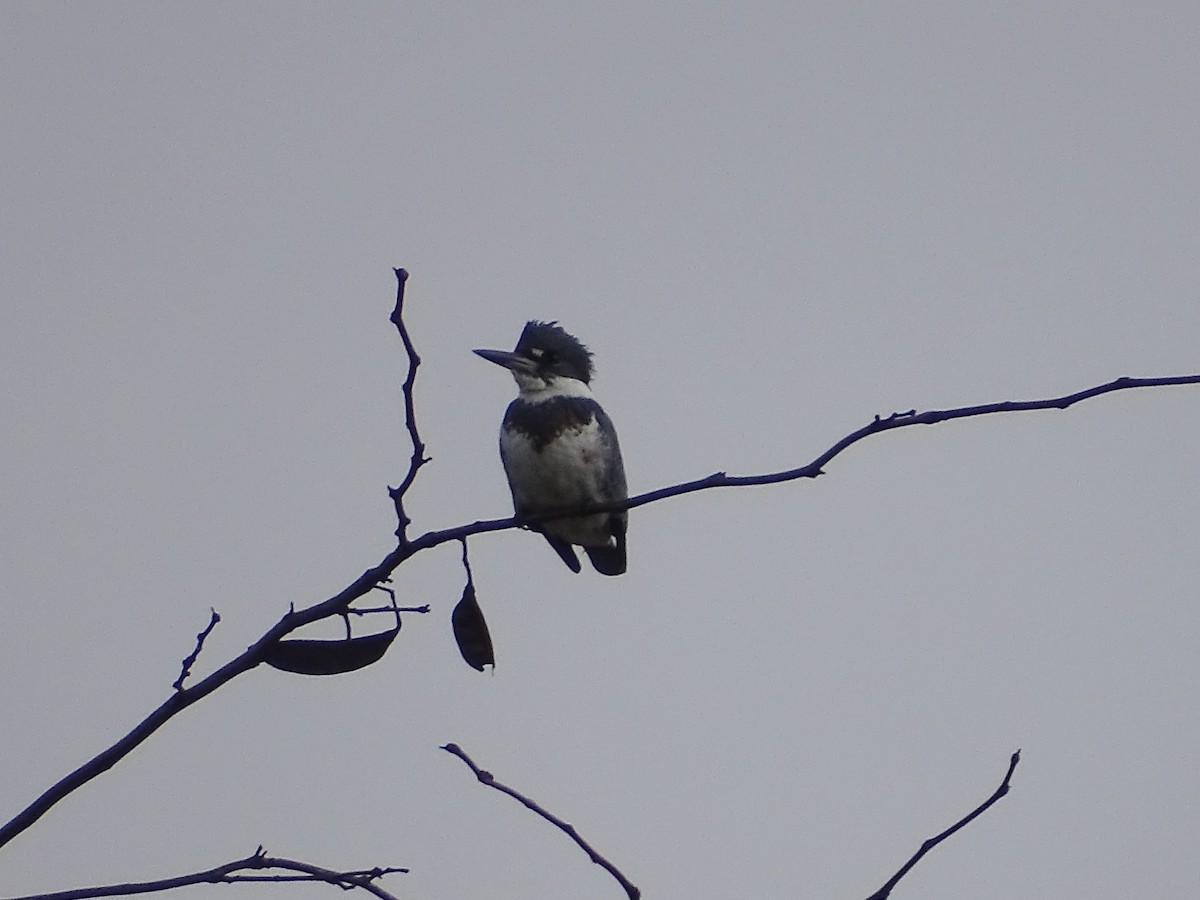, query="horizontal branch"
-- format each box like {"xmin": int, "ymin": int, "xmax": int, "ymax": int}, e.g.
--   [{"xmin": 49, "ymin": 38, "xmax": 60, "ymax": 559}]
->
[
  {"xmin": 3, "ymin": 847, "xmax": 407, "ymax": 900},
  {"xmin": 2, "ymin": 374, "xmax": 1192, "ymax": 852},
  {"xmin": 405, "ymin": 373, "xmax": 1200, "ymax": 543},
  {"xmin": 621, "ymin": 373, "xmax": 1200, "ymax": 506}
]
